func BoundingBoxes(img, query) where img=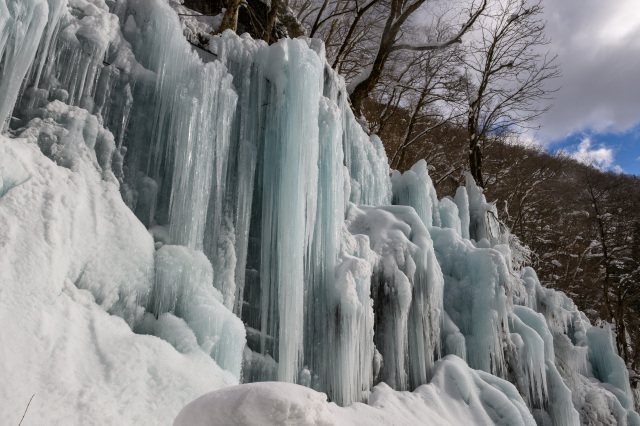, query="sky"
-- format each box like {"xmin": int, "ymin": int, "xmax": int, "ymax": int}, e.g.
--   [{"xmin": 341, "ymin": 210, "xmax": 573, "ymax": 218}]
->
[{"xmin": 534, "ymin": 0, "xmax": 640, "ymax": 175}]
